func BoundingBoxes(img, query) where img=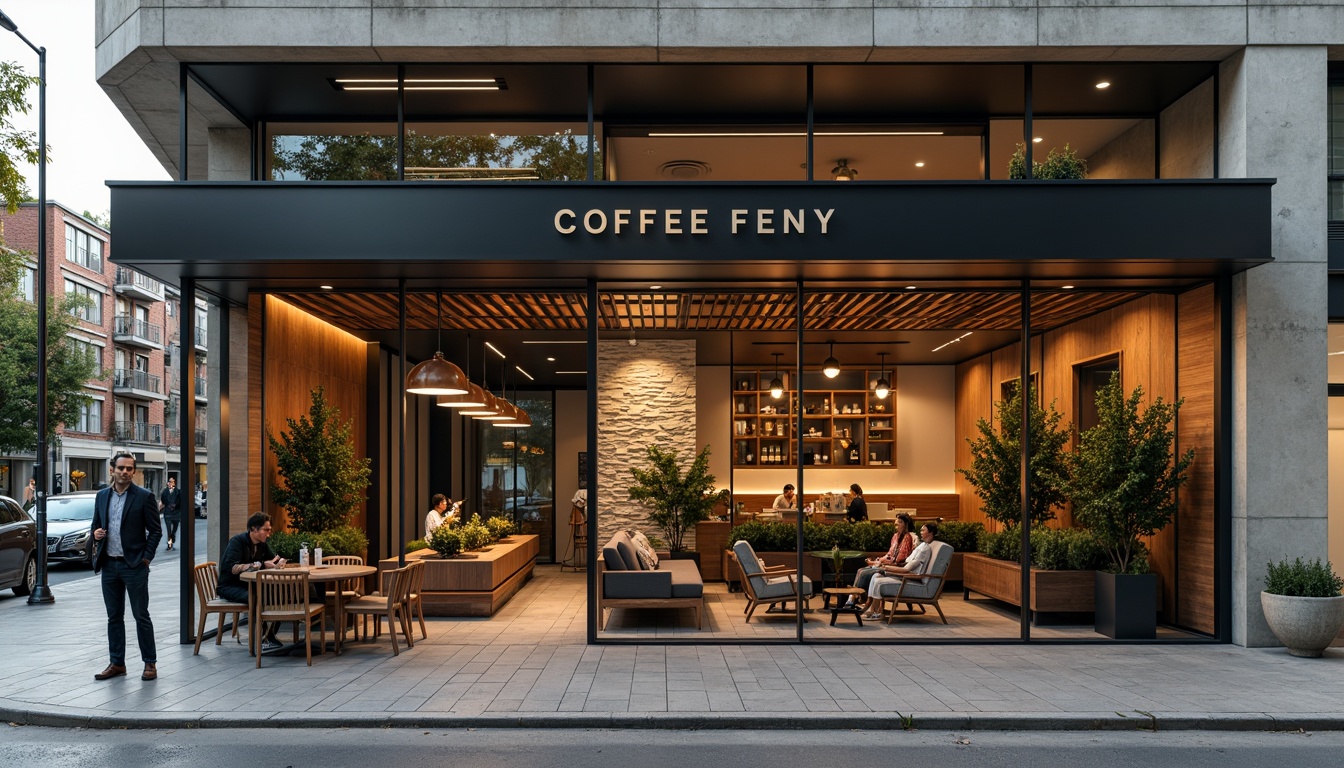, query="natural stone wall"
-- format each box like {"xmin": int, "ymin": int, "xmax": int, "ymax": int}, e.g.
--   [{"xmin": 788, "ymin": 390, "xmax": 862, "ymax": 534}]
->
[{"xmin": 596, "ymin": 339, "xmax": 698, "ymax": 548}]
